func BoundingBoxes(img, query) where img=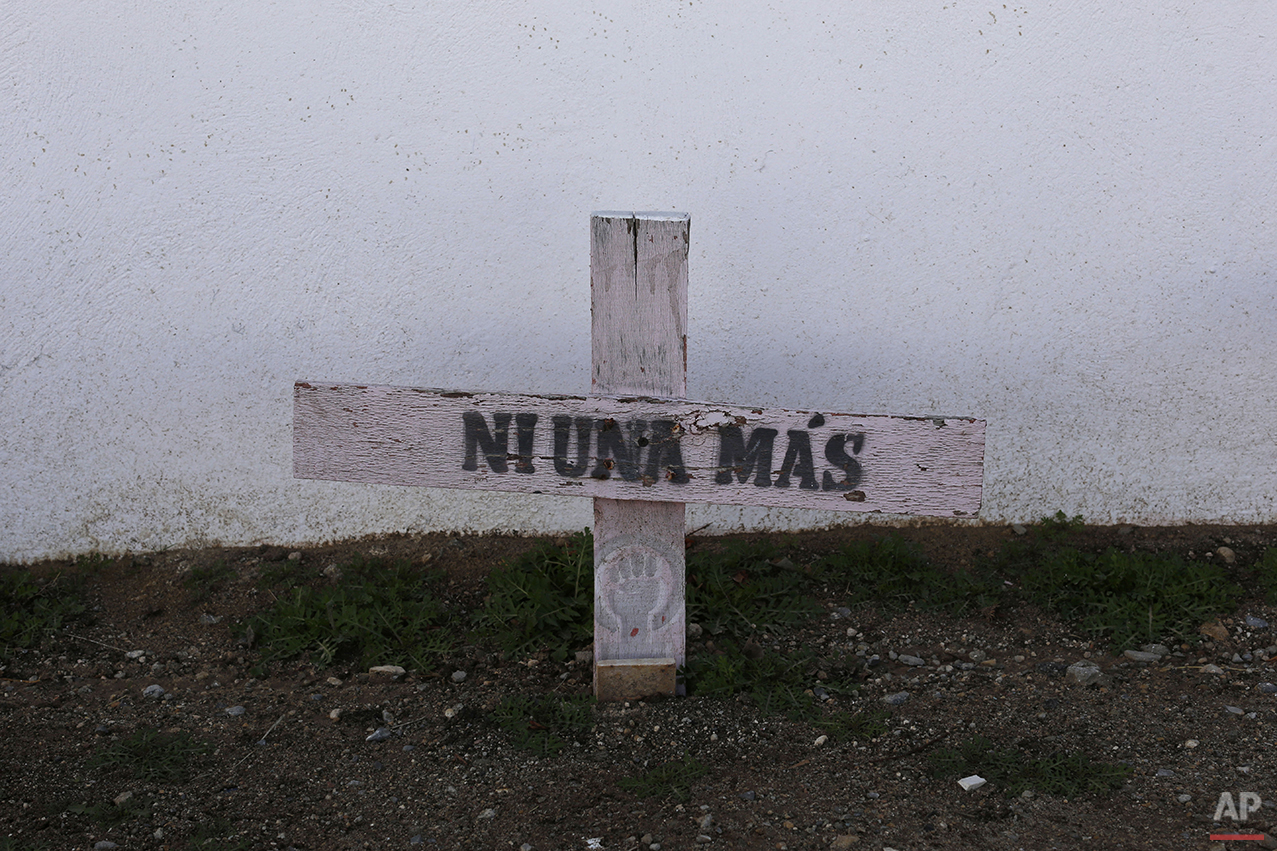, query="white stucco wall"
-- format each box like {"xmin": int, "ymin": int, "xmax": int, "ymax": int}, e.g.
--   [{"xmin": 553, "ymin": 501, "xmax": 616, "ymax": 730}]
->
[{"xmin": 3, "ymin": 2, "xmax": 1275, "ymax": 562}]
